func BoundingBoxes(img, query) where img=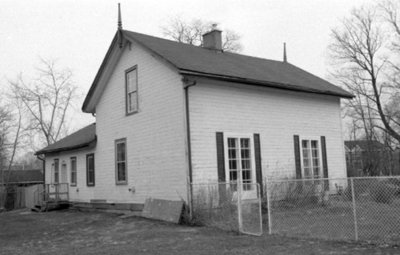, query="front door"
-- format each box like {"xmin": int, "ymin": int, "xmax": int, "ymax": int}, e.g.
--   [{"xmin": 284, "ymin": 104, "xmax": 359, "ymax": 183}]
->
[{"xmin": 61, "ymin": 163, "xmax": 67, "ymax": 184}]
